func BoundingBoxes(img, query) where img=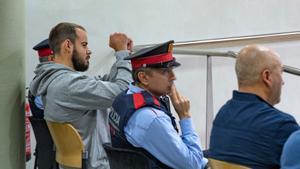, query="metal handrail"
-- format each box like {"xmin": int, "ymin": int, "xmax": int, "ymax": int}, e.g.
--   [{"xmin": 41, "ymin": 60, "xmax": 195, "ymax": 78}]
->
[
  {"xmin": 173, "ymin": 48, "xmax": 300, "ymax": 76},
  {"xmin": 173, "ymin": 49, "xmax": 236, "ymax": 58},
  {"xmin": 134, "ymin": 31, "xmax": 300, "ymax": 50},
  {"xmin": 174, "ymin": 31, "xmax": 300, "ymax": 47},
  {"xmin": 134, "ymin": 31, "xmax": 300, "ymax": 76},
  {"xmin": 283, "ymin": 65, "xmax": 300, "ymax": 76}
]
